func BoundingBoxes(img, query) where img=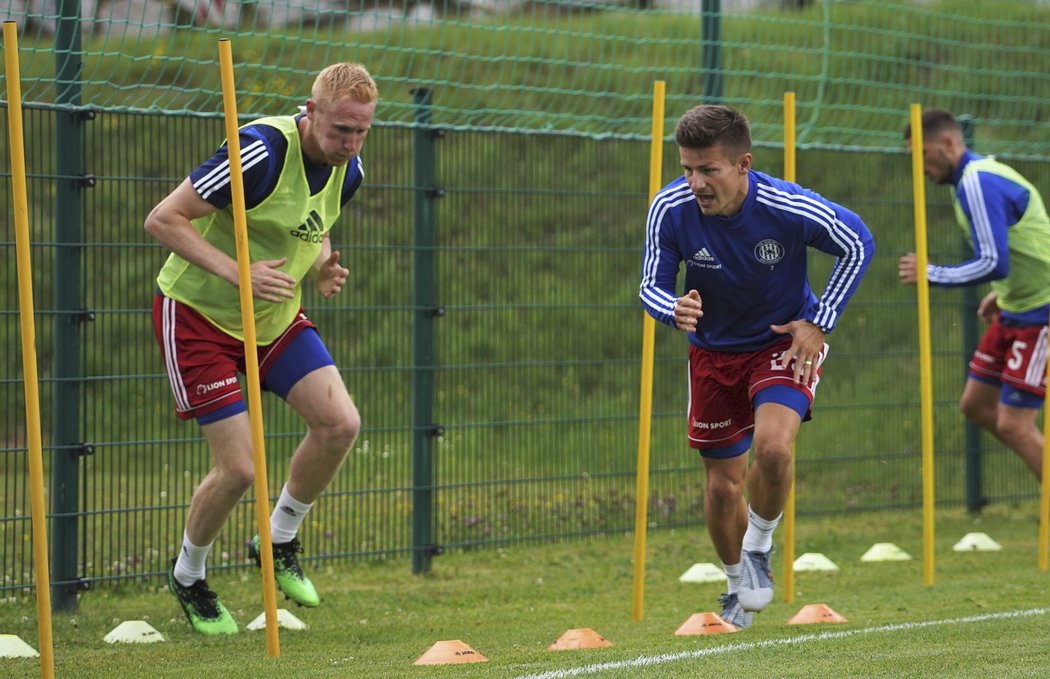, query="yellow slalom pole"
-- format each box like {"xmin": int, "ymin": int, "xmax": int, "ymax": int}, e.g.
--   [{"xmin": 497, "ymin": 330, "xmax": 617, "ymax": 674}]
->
[
  {"xmin": 3, "ymin": 20, "xmax": 56, "ymax": 679},
  {"xmin": 1040, "ymin": 317, "xmax": 1050, "ymax": 570},
  {"xmin": 217, "ymin": 38, "xmax": 280, "ymax": 656},
  {"xmin": 632, "ymin": 80, "xmax": 666, "ymax": 621},
  {"xmin": 782, "ymin": 91, "xmax": 797, "ymax": 604},
  {"xmin": 909, "ymin": 103, "xmax": 936, "ymax": 587}
]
